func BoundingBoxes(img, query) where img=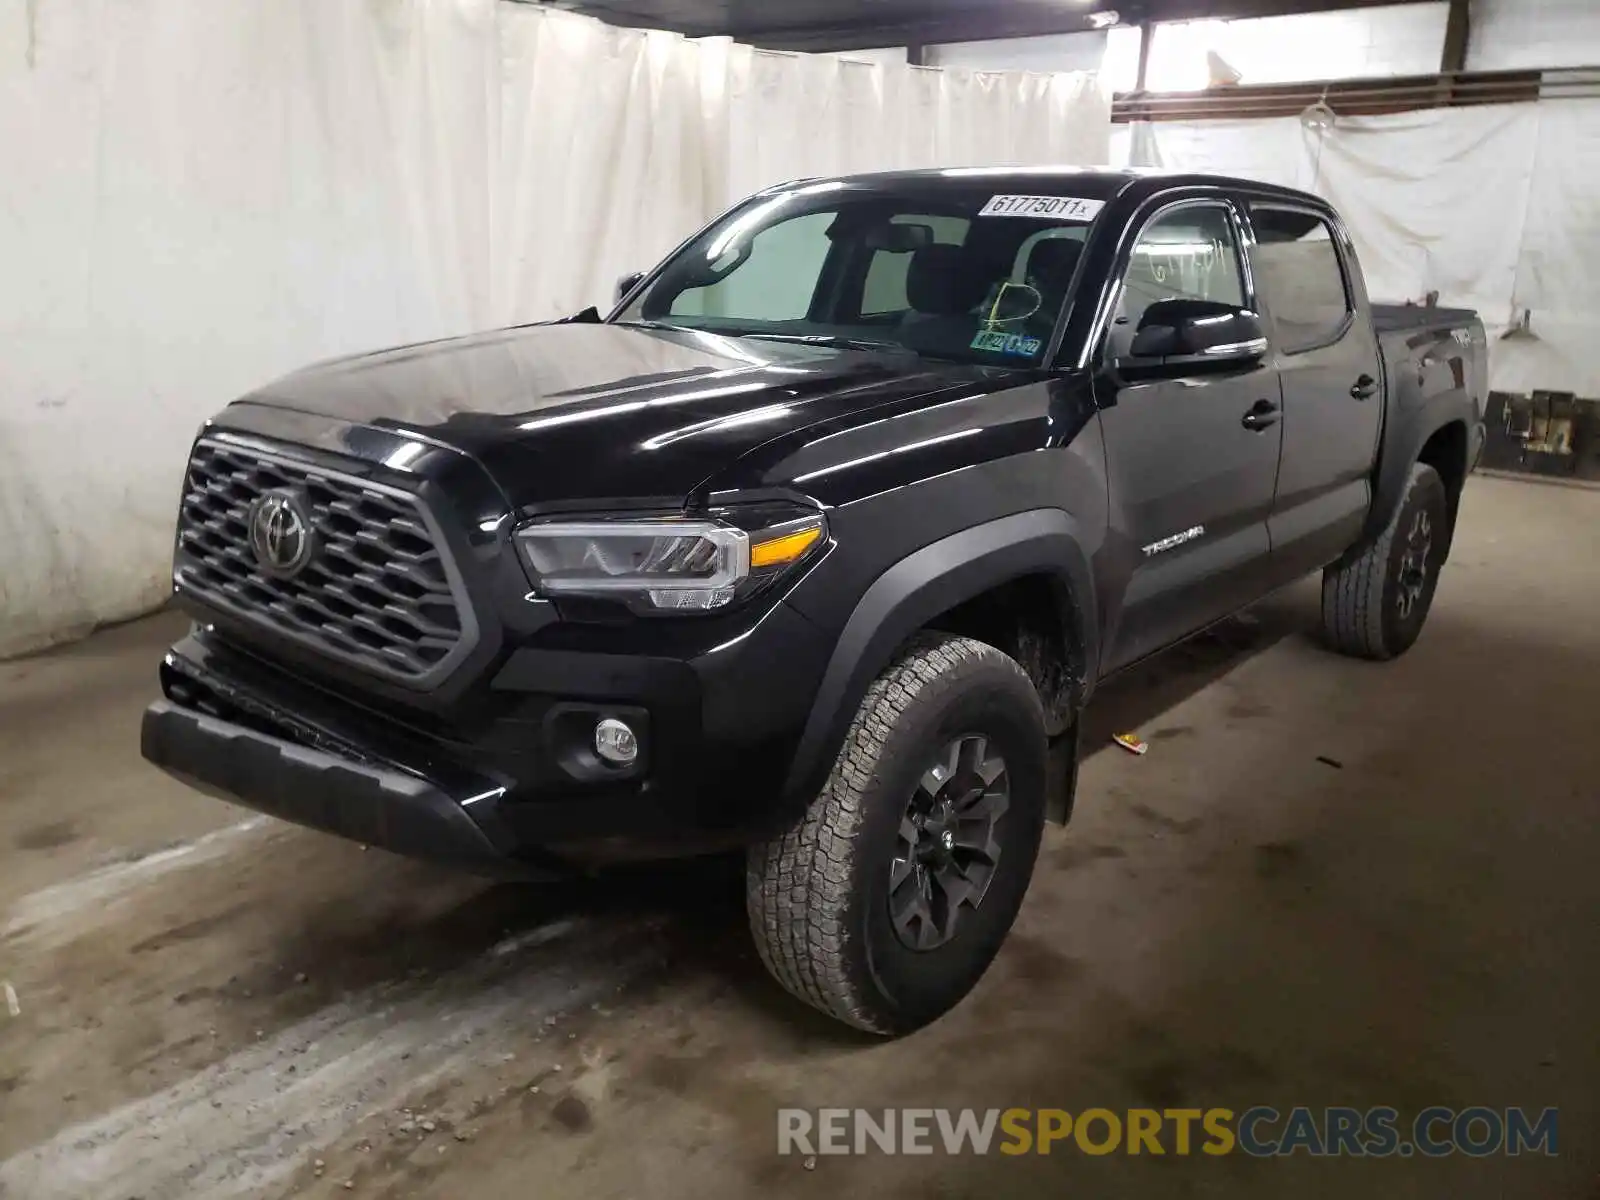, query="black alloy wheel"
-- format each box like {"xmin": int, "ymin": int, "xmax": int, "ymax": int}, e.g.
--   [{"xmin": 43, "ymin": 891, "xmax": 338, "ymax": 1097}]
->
[{"xmin": 889, "ymin": 734, "xmax": 1010, "ymax": 952}]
